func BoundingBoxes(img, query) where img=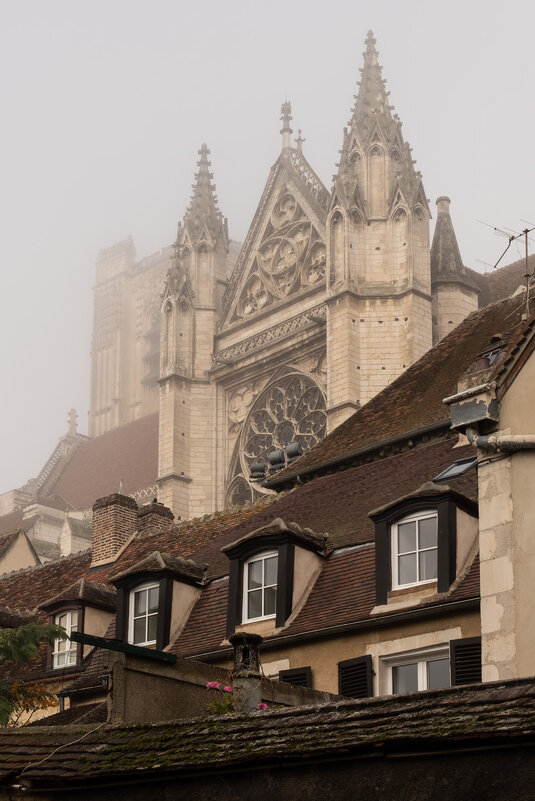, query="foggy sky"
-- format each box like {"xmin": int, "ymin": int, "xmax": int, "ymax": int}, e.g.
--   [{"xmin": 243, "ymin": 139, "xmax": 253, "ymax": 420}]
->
[{"xmin": 1, "ymin": 0, "xmax": 534, "ymax": 495}]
